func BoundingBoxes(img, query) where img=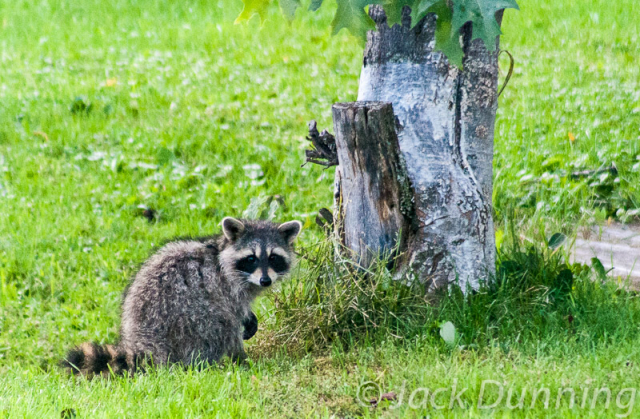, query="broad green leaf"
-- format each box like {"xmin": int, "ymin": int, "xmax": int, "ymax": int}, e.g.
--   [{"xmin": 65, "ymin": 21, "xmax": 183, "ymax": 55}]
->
[
  {"xmin": 433, "ymin": 6, "xmax": 464, "ymax": 66},
  {"xmin": 235, "ymin": 0, "xmax": 273, "ymax": 23},
  {"xmin": 382, "ymin": 0, "xmax": 414, "ymax": 27},
  {"xmin": 451, "ymin": 0, "xmax": 519, "ymax": 51},
  {"xmin": 409, "ymin": 0, "xmax": 440, "ymax": 25},
  {"xmin": 408, "ymin": 1, "xmax": 464, "ymax": 67},
  {"xmin": 439, "ymin": 321, "xmax": 457, "ymax": 346},
  {"xmin": 243, "ymin": 195, "xmax": 270, "ymax": 219},
  {"xmin": 308, "ymin": 0, "xmax": 323, "ymax": 11},
  {"xmin": 234, "ymin": 0, "xmax": 519, "ymax": 66},
  {"xmin": 427, "ymin": 1, "xmax": 465, "ymax": 67},
  {"xmin": 548, "ymin": 232, "xmax": 567, "ymax": 250},
  {"xmin": 591, "ymin": 257, "xmax": 607, "ymax": 282},
  {"xmin": 280, "ymin": 0, "xmax": 300, "ymax": 20},
  {"xmin": 331, "ymin": 0, "xmax": 381, "ymax": 41}
]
